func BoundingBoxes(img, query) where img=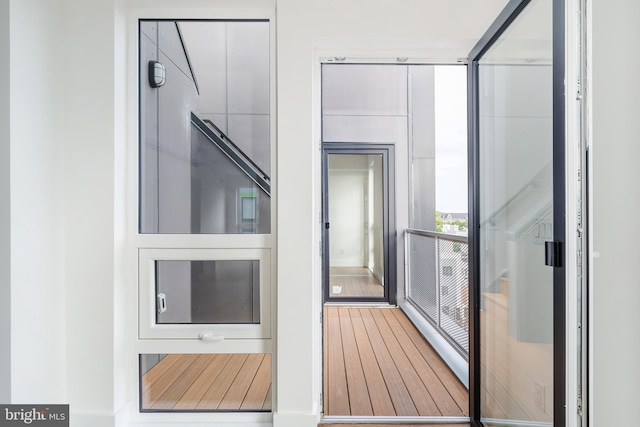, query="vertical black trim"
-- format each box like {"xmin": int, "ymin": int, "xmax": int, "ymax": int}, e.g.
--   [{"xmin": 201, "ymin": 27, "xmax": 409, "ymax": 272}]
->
[
  {"xmin": 467, "ymin": 0, "xmax": 566, "ymax": 425},
  {"xmin": 553, "ymin": 0, "xmax": 567, "ymax": 425},
  {"xmin": 467, "ymin": 55, "xmax": 481, "ymax": 424},
  {"xmin": 321, "ymin": 143, "xmax": 396, "ymax": 305}
]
